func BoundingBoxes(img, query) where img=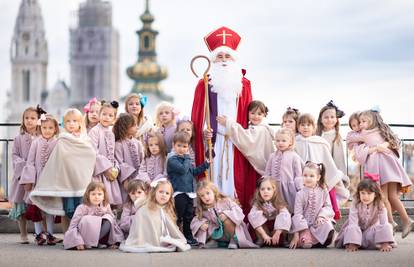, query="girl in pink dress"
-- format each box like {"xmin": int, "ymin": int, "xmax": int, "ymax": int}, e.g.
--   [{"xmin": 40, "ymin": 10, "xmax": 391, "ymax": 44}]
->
[
  {"xmin": 20, "ymin": 112, "xmax": 61, "ymax": 245},
  {"xmin": 281, "ymin": 107, "xmax": 300, "ymax": 134},
  {"xmin": 63, "ymin": 181, "xmax": 123, "ymax": 250},
  {"xmin": 347, "ymin": 109, "xmax": 413, "ymax": 238},
  {"xmin": 119, "ymin": 180, "xmax": 148, "ymax": 237},
  {"xmin": 137, "ymin": 131, "xmax": 167, "ymax": 182},
  {"xmin": 89, "ymin": 101, "xmax": 122, "ymax": 206},
  {"xmin": 8, "ymin": 107, "xmax": 38, "ymax": 244},
  {"xmin": 114, "ymin": 113, "xmax": 145, "ymax": 200},
  {"xmin": 191, "ymin": 181, "xmax": 257, "ymax": 249},
  {"xmin": 248, "ymin": 177, "xmax": 291, "ymax": 247},
  {"xmin": 295, "ymin": 113, "xmax": 349, "ymax": 220},
  {"xmin": 335, "ymin": 177, "xmax": 395, "ymax": 252},
  {"xmin": 290, "ymin": 162, "xmax": 335, "ymax": 249},
  {"xmin": 155, "ymin": 101, "xmax": 177, "ymax": 153},
  {"xmin": 83, "ymin": 97, "xmax": 101, "ymax": 133},
  {"xmin": 265, "ymin": 128, "xmax": 303, "ymax": 212}
]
